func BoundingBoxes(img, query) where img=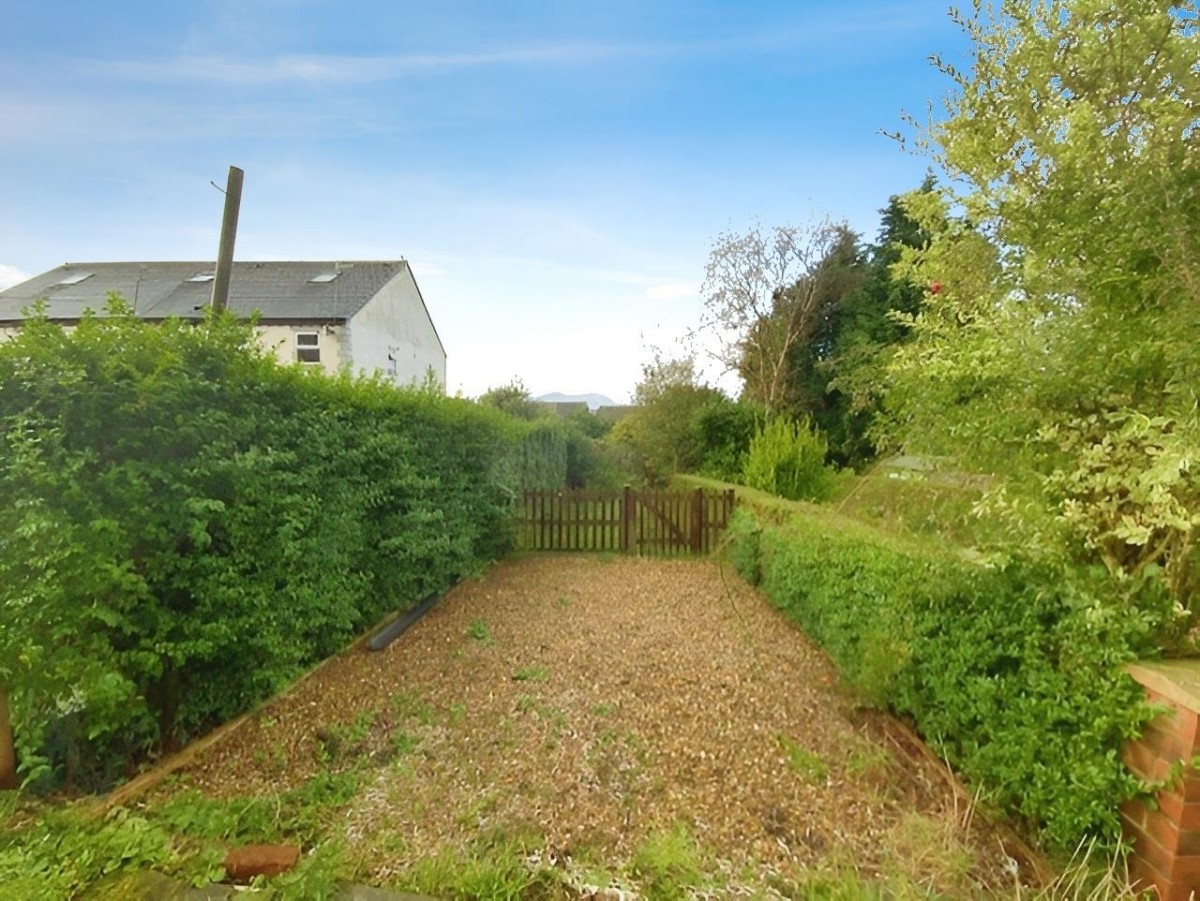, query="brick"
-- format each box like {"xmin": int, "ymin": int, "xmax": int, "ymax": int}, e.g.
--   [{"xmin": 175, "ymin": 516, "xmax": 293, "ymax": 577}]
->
[
  {"xmin": 1176, "ymin": 708, "xmax": 1200, "ymax": 748},
  {"xmin": 1145, "ymin": 808, "xmax": 1183, "ymax": 856},
  {"xmin": 1123, "ymin": 797, "xmax": 1151, "ymax": 830},
  {"xmin": 1123, "ymin": 743, "xmax": 1180, "ymax": 787},
  {"xmin": 1144, "ymin": 723, "xmax": 1193, "ymax": 763},
  {"xmin": 1182, "ymin": 766, "xmax": 1200, "ymax": 792},
  {"xmin": 1163, "ymin": 853, "xmax": 1200, "ymax": 883},
  {"xmin": 1126, "ymin": 740, "xmax": 1164, "ymax": 779},
  {"xmin": 1178, "ymin": 828, "xmax": 1200, "ymax": 857},
  {"xmin": 1134, "ymin": 827, "xmax": 1177, "ymax": 875},
  {"xmin": 223, "ymin": 844, "xmax": 301, "ymax": 882},
  {"xmin": 1128, "ymin": 853, "xmax": 1169, "ymax": 900},
  {"xmin": 1159, "ymin": 790, "xmax": 1186, "ymax": 821},
  {"xmin": 1163, "ymin": 882, "xmax": 1200, "ymax": 901}
]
